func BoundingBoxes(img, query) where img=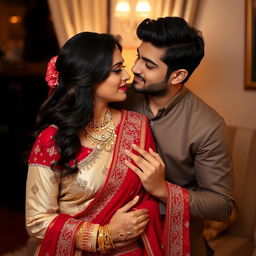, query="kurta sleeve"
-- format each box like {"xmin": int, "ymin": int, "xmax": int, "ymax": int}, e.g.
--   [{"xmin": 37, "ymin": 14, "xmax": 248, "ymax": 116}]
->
[{"xmin": 188, "ymin": 119, "xmax": 234, "ymax": 220}]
